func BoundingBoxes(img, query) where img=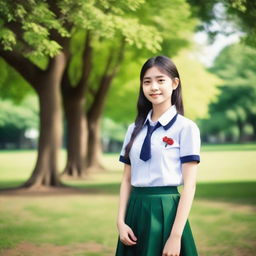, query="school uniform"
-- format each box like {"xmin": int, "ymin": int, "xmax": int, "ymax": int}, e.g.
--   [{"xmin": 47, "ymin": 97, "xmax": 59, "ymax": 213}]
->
[{"xmin": 115, "ymin": 104, "xmax": 201, "ymax": 256}]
